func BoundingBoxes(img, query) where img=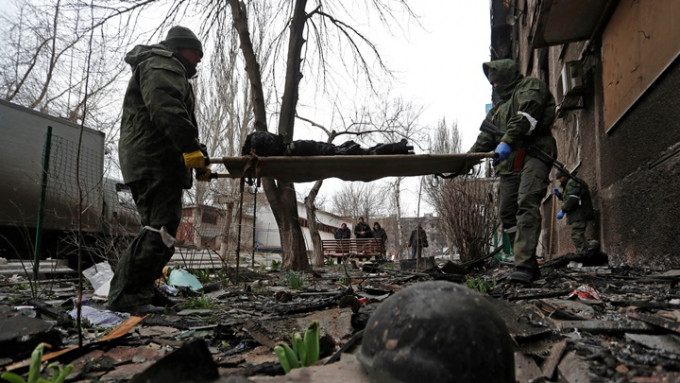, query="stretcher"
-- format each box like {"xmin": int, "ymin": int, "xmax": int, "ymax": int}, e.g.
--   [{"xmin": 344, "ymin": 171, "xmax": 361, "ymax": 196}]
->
[{"xmin": 207, "ymin": 152, "xmax": 494, "ymax": 182}]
